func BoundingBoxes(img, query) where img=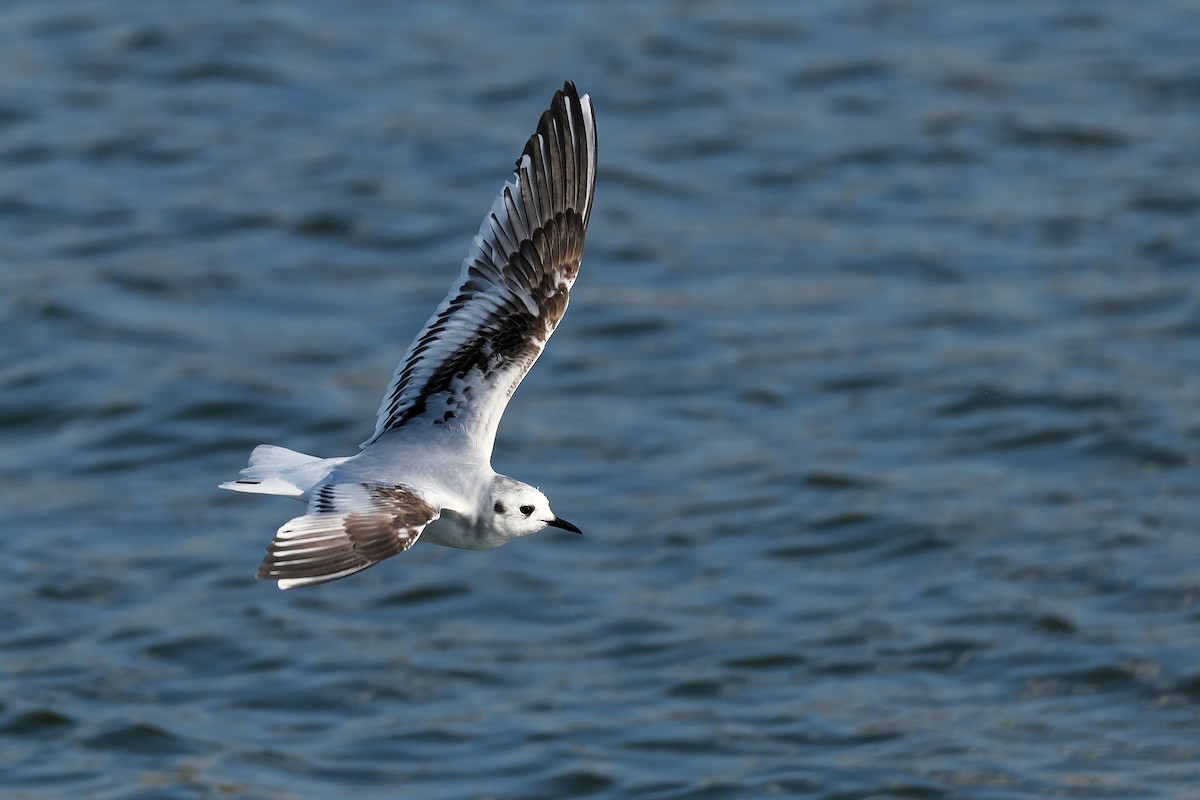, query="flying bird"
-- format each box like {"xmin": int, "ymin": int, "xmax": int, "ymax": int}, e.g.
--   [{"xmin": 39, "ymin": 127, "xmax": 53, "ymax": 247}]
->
[{"xmin": 220, "ymin": 83, "xmax": 597, "ymax": 589}]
